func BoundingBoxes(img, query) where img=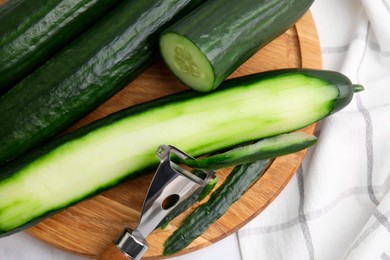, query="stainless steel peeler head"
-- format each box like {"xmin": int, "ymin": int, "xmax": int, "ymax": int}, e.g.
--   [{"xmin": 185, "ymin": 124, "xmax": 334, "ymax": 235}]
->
[{"xmin": 113, "ymin": 145, "xmax": 215, "ymax": 260}]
